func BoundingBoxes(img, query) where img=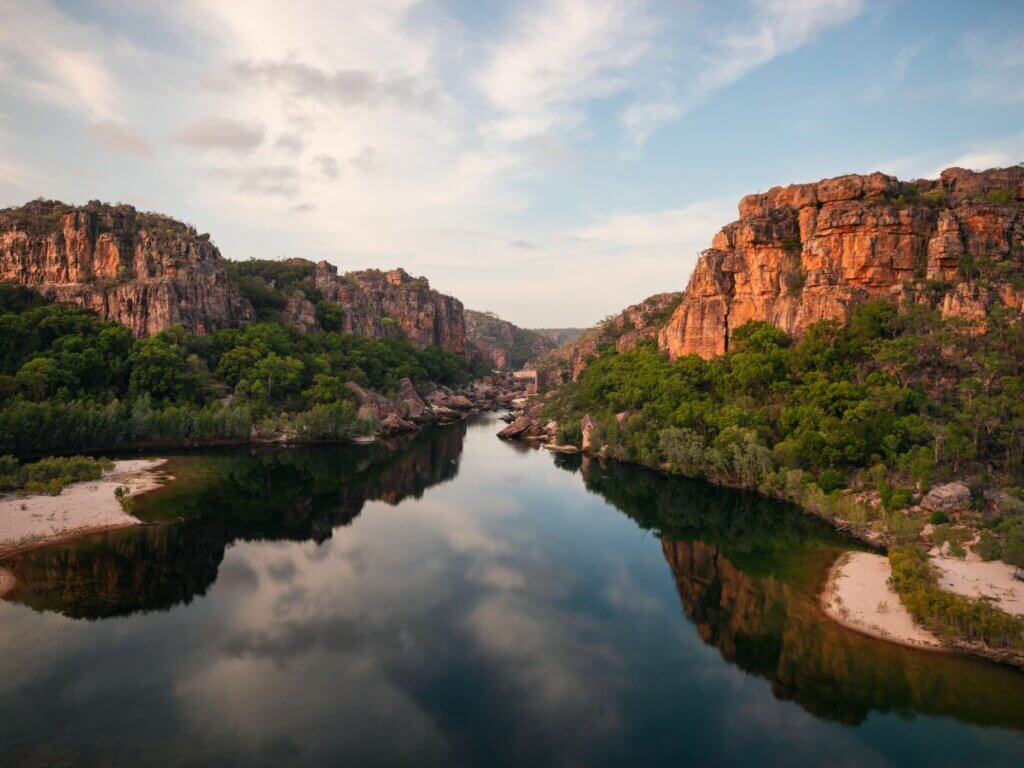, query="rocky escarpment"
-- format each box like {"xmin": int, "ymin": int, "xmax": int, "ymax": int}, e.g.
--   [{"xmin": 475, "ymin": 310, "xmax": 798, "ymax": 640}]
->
[
  {"xmin": 531, "ymin": 292, "xmax": 684, "ymax": 386},
  {"xmin": 660, "ymin": 166, "xmax": 1024, "ymax": 359},
  {"xmin": 464, "ymin": 309, "xmax": 560, "ymax": 370},
  {"xmin": 0, "ymin": 200, "xmax": 254, "ymax": 336},
  {"xmin": 288, "ymin": 261, "xmax": 467, "ymax": 355}
]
